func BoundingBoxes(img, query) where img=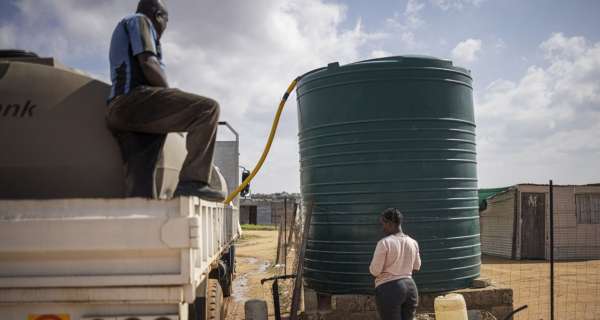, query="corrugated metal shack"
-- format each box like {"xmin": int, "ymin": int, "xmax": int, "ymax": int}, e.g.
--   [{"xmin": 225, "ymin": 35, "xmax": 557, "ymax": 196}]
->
[
  {"xmin": 479, "ymin": 184, "xmax": 600, "ymax": 260},
  {"xmin": 239, "ymin": 198, "xmax": 296, "ymax": 225},
  {"xmin": 239, "ymin": 199, "xmax": 271, "ymax": 225}
]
